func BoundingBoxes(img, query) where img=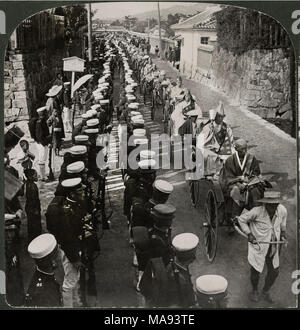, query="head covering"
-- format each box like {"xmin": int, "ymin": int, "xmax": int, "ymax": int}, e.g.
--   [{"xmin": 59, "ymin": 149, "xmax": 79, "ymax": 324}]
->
[
  {"xmin": 185, "ymin": 108, "xmax": 202, "ymax": 118},
  {"xmin": 133, "ymin": 129, "xmax": 146, "ymax": 137},
  {"xmin": 138, "ymin": 158, "xmax": 155, "ymax": 169},
  {"xmin": 69, "ymin": 145, "xmax": 87, "ymax": 155},
  {"xmin": 234, "ymin": 138, "xmax": 247, "ymax": 151},
  {"xmin": 86, "ymin": 118, "xmax": 99, "ymax": 127},
  {"xmin": 28, "ymin": 234, "xmax": 57, "ymax": 259},
  {"xmin": 74, "ymin": 135, "xmax": 89, "ymax": 143},
  {"xmin": 153, "ymin": 180, "xmax": 174, "ymax": 194},
  {"xmin": 215, "ymin": 101, "xmax": 225, "ymax": 117},
  {"xmin": 172, "ymin": 233, "xmax": 199, "ymax": 252},
  {"xmin": 67, "ymin": 161, "xmax": 85, "ymax": 174},
  {"xmin": 196, "ymin": 275, "xmax": 228, "ymax": 295},
  {"xmin": 61, "ymin": 177, "xmax": 81, "ymax": 187},
  {"xmin": 46, "ymin": 85, "xmax": 62, "ymax": 97},
  {"xmin": 256, "ymin": 190, "xmax": 283, "ymax": 204},
  {"xmin": 37, "ymin": 106, "xmax": 47, "ymax": 114}
]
